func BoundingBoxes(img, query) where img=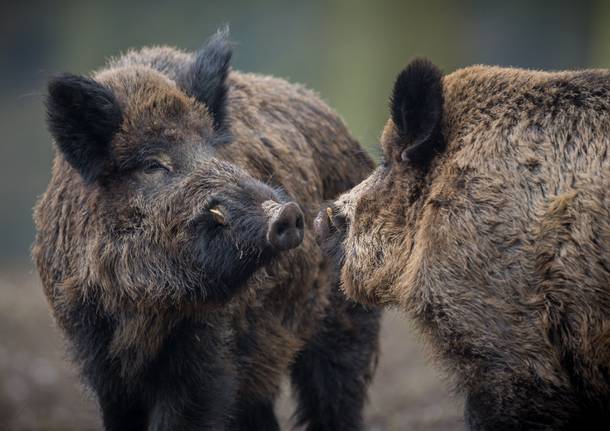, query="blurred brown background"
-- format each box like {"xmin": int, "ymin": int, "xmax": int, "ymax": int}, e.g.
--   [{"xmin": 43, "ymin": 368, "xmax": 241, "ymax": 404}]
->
[{"xmin": 1, "ymin": 0, "xmax": 609, "ymax": 429}]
